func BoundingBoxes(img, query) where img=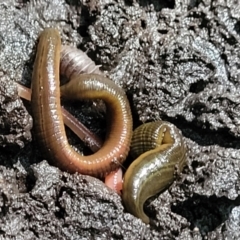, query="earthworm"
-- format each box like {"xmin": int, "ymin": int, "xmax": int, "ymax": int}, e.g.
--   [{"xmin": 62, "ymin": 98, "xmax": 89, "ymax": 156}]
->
[
  {"xmin": 60, "ymin": 45, "xmax": 102, "ymax": 78},
  {"xmin": 104, "ymin": 167, "xmax": 123, "ymax": 193},
  {"xmin": 122, "ymin": 121, "xmax": 187, "ymax": 224},
  {"xmin": 31, "ymin": 28, "xmax": 132, "ymax": 177},
  {"xmin": 17, "ymin": 83, "xmax": 102, "ymax": 153},
  {"xmin": 17, "ymin": 31, "xmax": 121, "ymax": 191},
  {"xmin": 17, "ymin": 83, "xmax": 122, "ymax": 193}
]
